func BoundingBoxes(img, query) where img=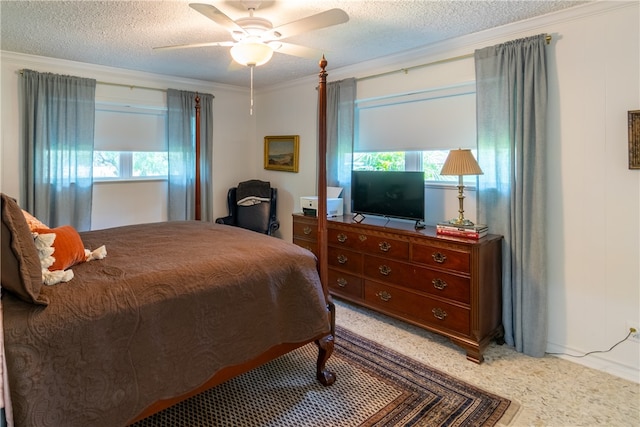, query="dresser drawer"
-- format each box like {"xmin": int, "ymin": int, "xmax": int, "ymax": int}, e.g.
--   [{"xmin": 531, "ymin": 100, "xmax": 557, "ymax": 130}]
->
[
  {"xmin": 364, "ymin": 280, "xmax": 423, "ymax": 320},
  {"xmin": 419, "ymin": 269, "xmax": 470, "ymax": 304},
  {"xmin": 327, "ymin": 228, "xmax": 365, "ymax": 250},
  {"xmin": 293, "ymin": 237, "xmax": 318, "ymax": 258},
  {"xmin": 365, "ymin": 281, "xmax": 470, "ymax": 336},
  {"xmin": 328, "ymin": 227, "xmax": 409, "ymax": 260},
  {"xmin": 328, "ymin": 269, "xmax": 363, "ymax": 299},
  {"xmin": 327, "ymin": 246, "xmax": 363, "ymax": 274},
  {"xmin": 412, "ymin": 243, "xmax": 470, "ymax": 274},
  {"xmin": 293, "ymin": 220, "xmax": 318, "ymax": 241},
  {"xmin": 416, "ymin": 294, "xmax": 470, "ymax": 336},
  {"xmin": 363, "ymin": 255, "xmax": 426, "ymax": 289},
  {"xmin": 363, "ymin": 255, "xmax": 470, "ymax": 304},
  {"xmin": 358, "ymin": 235, "xmax": 409, "ymax": 259}
]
